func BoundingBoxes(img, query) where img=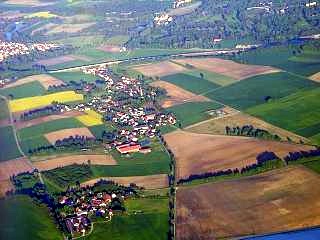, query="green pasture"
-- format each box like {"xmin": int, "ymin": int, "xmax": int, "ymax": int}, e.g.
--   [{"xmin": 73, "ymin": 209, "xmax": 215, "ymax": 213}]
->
[
  {"xmin": 0, "ymin": 81, "xmax": 46, "ymax": 99},
  {"xmin": 0, "ymin": 126, "xmax": 22, "ymax": 161}
]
